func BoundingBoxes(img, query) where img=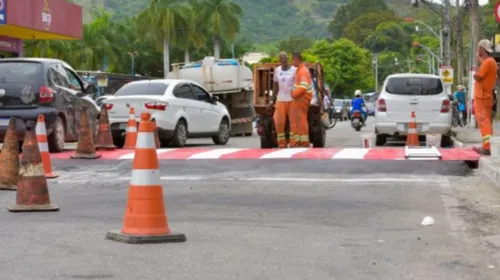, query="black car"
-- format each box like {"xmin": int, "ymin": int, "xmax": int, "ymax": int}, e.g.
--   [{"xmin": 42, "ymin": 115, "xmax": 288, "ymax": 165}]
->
[{"xmin": 0, "ymin": 58, "xmax": 99, "ymax": 152}]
